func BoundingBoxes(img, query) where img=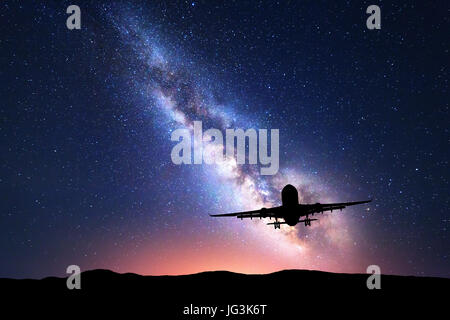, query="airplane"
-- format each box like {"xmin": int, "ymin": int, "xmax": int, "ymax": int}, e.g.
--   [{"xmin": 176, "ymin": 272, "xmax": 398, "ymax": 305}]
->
[{"xmin": 210, "ymin": 184, "xmax": 371, "ymax": 229}]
